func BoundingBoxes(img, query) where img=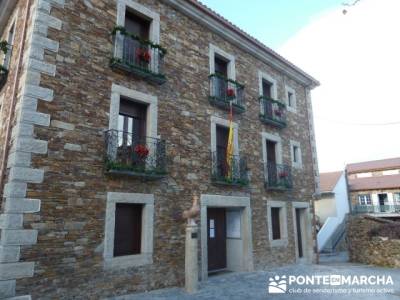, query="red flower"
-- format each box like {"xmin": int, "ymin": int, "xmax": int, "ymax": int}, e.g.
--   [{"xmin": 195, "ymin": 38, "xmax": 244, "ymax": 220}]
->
[
  {"xmin": 137, "ymin": 49, "xmax": 151, "ymax": 63},
  {"xmin": 134, "ymin": 144, "xmax": 149, "ymax": 158},
  {"xmin": 226, "ymin": 88, "xmax": 235, "ymax": 97},
  {"xmin": 274, "ymin": 109, "xmax": 282, "ymax": 117},
  {"xmin": 279, "ymin": 171, "xmax": 288, "ymax": 178}
]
